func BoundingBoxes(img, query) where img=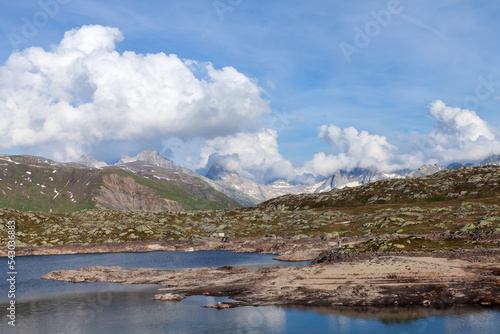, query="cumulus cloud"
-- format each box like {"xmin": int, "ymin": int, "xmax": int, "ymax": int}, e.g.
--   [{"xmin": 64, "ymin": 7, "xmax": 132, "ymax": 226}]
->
[
  {"xmin": 302, "ymin": 125, "xmax": 401, "ymax": 177},
  {"xmin": 204, "ymin": 99, "xmax": 500, "ymax": 182},
  {"xmin": 423, "ymin": 100, "xmax": 500, "ymax": 163},
  {"xmin": 199, "ymin": 129, "xmax": 295, "ymax": 183},
  {"xmin": 0, "ymin": 25, "xmax": 270, "ymax": 161},
  {"xmin": 302, "ymin": 100, "xmax": 500, "ymax": 178},
  {"xmin": 1, "ymin": 26, "xmax": 499, "ymax": 183}
]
